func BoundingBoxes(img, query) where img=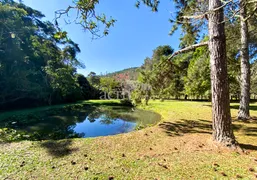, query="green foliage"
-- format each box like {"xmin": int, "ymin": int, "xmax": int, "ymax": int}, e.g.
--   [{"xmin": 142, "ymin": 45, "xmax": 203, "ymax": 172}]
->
[
  {"xmin": 132, "ymin": 45, "xmax": 179, "ymax": 104},
  {"xmin": 0, "ymin": 1, "xmax": 91, "ymax": 109},
  {"xmin": 131, "ymin": 89, "xmax": 143, "ymax": 105},
  {"xmin": 133, "ymin": 33, "xmax": 244, "ymax": 102},
  {"xmin": 0, "ymin": 128, "xmax": 32, "ymax": 142},
  {"xmin": 184, "ymin": 46, "xmax": 210, "ymax": 98},
  {"xmin": 139, "ymin": 45, "xmax": 189, "ymax": 100},
  {"xmin": 99, "ymin": 77, "xmax": 120, "ymax": 98},
  {"xmin": 77, "ymin": 74, "xmax": 98, "ymax": 99},
  {"xmin": 88, "ymin": 72, "xmax": 101, "ymax": 87},
  {"xmin": 141, "ymin": 45, "xmax": 174, "ymax": 71},
  {"xmin": 130, "ymin": 81, "xmax": 151, "ymax": 105}
]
